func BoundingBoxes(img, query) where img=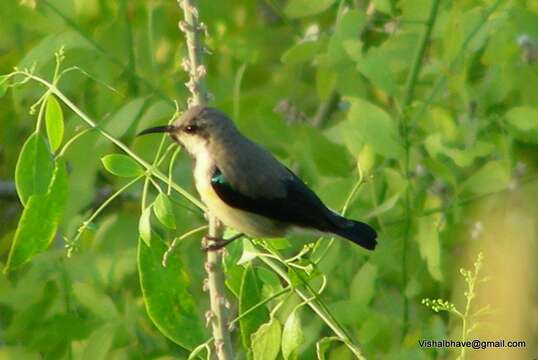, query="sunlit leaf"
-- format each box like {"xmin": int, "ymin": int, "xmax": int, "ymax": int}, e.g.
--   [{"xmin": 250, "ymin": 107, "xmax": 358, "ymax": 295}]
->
[
  {"xmin": 505, "ymin": 106, "xmax": 538, "ymax": 144},
  {"xmin": 425, "ymin": 134, "xmax": 493, "ymax": 168},
  {"xmin": 72, "ymin": 282, "xmax": 119, "ymax": 319},
  {"xmin": 101, "ymin": 154, "xmax": 143, "ymax": 177},
  {"xmin": 153, "ymin": 193, "xmax": 176, "ymax": 229},
  {"xmin": 45, "ymin": 95, "xmax": 64, "ymax": 151},
  {"xmin": 81, "ymin": 324, "xmax": 117, "ymax": 360},
  {"xmin": 350, "ymin": 262, "xmax": 378, "ymax": 307},
  {"xmin": 15, "ymin": 133, "xmax": 54, "ymax": 206},
  {"xmin": 5, "ymin": 160, "xmax": 68, "ymax": 271},
  {"xmin": 251, "ymin": 317, "xmax": 282, "ymax": 360},
  {"xmin": 19, "ymin": 31, "xmax": 93, "ymax": 68},
  {"xmin": 284, "ymin": 0, "xmax": 336, "ymax": 18},
  {"xmin": 281, "ymin": 310, "xmax": 304, "ymax": 360},
  {"xmin": 102, "ymin": 97, "xmax": 149, "ymax": 139},
  {"xmin": 327, "ymin": 10, "xmax": 366, "ymax": 64},
  {"xmin": 138, "ymin": 235, "xmax": 205, "ymax": 350},
  {"xmin": 239, "ymin": 265, "xmax": 270, "ymax": 348},
  {"xmin": 344, "ymin": 97, "xmax": 403, "ymax": 159},
  {"xmin": 372, "ymin": 0, "xmax": 394, "ymax": 14},
  {"xmin": 417, "ymin": 196, "xmax": 443, "ymax": 282},
  {"xmin": 461, "ymin": 161, "xmax": 510, "ymax": 195},
  {"xmin": 281, "ymin": 41, "xmax": 324, "ymax": 64},
  {"xmin": 294, "ymin": 124, "xmax": 352, "ymax": 177},
  {"xmin": 356, "ymin": 50, "xmax": 398, "ymax": 96},
  {"xmin": 139, "ymin": 206, "xmax": 152, "ymax": 246}
]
